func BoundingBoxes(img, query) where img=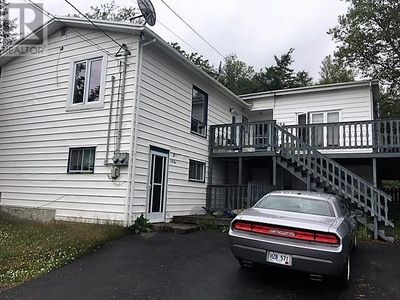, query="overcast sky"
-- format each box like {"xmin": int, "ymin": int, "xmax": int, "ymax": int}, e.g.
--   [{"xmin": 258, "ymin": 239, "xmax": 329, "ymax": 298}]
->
[{"xmin": 12, "ymin": 0, "xmax": 349, "ymax": 79}]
